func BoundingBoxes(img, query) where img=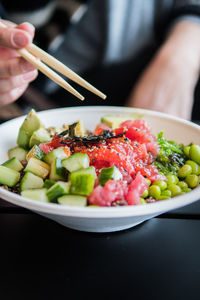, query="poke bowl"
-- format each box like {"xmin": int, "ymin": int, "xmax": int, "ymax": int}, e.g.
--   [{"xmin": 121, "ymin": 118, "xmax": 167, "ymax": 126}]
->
[{"xmin": 0, "ymin": 106, "xmax": 200, "ymax": 233}]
